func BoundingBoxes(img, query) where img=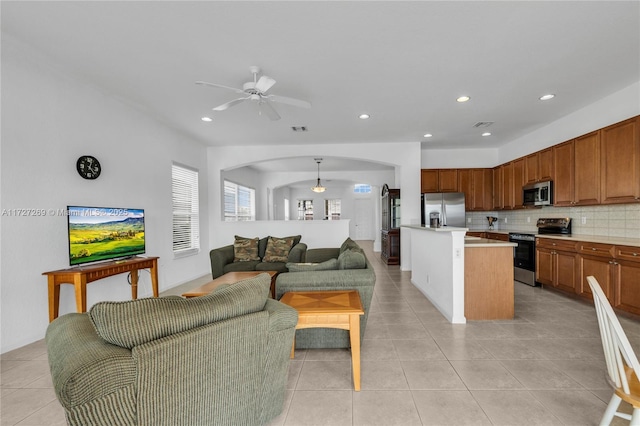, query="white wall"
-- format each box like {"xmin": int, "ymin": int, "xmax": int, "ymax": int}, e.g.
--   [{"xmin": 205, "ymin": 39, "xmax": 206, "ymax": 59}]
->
[
  {"xmin": 211, "ymin": 220, "xmax": 350, "ymax": 250},
  {"xmin": 421, "ymin": 81, "xmax": 640, "ymax": 169},
  {"xmin": 208, "ymin": 143, "xmax": 422, "ymax": 258},
  {"xmin": 1, "ymin": 36, "xmax": 211, "ymax": 353}
]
